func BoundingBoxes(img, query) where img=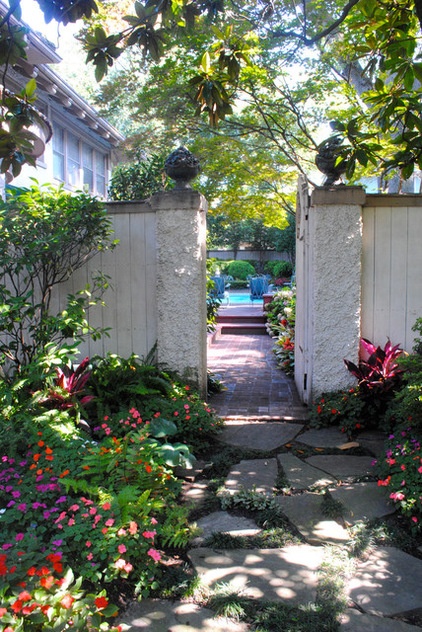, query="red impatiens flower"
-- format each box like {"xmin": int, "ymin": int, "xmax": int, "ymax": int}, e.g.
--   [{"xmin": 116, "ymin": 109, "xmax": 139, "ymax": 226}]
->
[{"xmin": 94, "ymin": 596, "xmax": 109, "ymax": 609}]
